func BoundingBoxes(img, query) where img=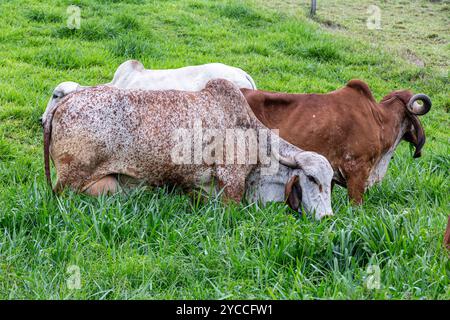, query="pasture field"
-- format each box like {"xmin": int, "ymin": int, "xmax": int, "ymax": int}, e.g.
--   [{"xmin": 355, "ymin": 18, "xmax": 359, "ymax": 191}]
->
[
  {"xmin": 264, "ymin": 0, "xmax": 450, "ymax": 71},
  {"xmin": 0, "ymin": 0, "xmax": 449, "ymax": 299}
]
